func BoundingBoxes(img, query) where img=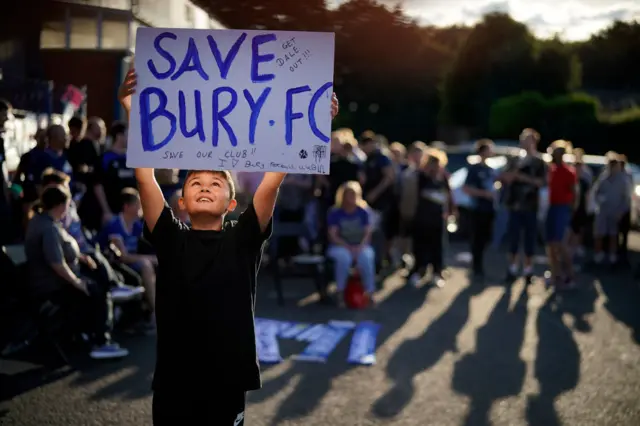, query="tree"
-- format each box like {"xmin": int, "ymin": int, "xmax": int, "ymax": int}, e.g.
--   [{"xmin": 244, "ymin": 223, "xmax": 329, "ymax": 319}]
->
[{"xmin": 439, "ymin": 13, "xmax": 539, "ymax": 131}]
